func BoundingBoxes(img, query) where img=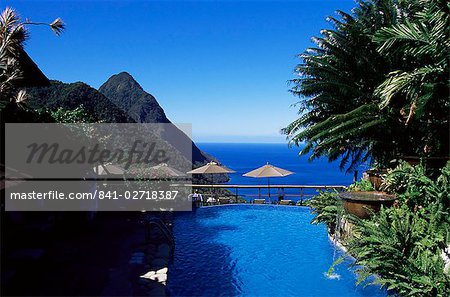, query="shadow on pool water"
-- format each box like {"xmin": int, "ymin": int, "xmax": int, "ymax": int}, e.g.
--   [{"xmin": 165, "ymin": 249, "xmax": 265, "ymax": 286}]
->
[{"xmin": 169, "ymin": 208, "xmax": 239, "ymax": 296}]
